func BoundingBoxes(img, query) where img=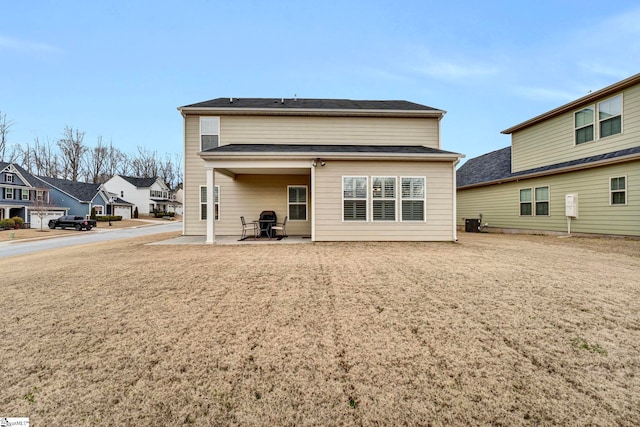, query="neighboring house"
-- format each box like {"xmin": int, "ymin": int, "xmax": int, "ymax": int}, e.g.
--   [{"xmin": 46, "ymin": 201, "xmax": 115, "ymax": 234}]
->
[
  {"xmin": 171, "ymin": 184, "xmax": 184, "ymax": 215},
  {"xmin": 178, "ymin": 97, "xmax": 463, "ymax": 243},
  {"xmin": 103, "ymin": 175, "xmax": 172, "ymax": 215},
  {"xmin": 457, "ymin": 73, "xmax": 640, "ymax": 237},
  {"xmin": 34, "ymin": 176, "xmax": 134, "ymax": 220},
  {"xmin": 0, "ymin": 162, "xmax": 67, "ymax": 228}
]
